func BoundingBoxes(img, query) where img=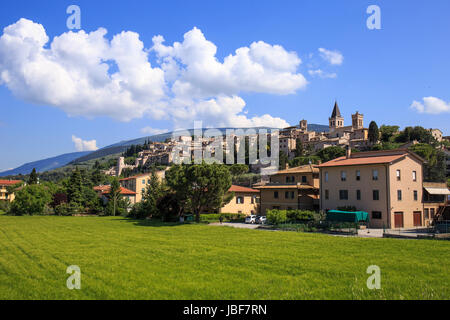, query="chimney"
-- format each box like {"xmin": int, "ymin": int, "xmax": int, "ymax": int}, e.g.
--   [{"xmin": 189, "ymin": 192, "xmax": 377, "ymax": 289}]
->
[
  {"xmin": 285, "ymin": 163, "xmax": 289, "ymax": 170},
  {"xmin": 346, "ymin": 145, "xmax": 352, "ymax": 159}
]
